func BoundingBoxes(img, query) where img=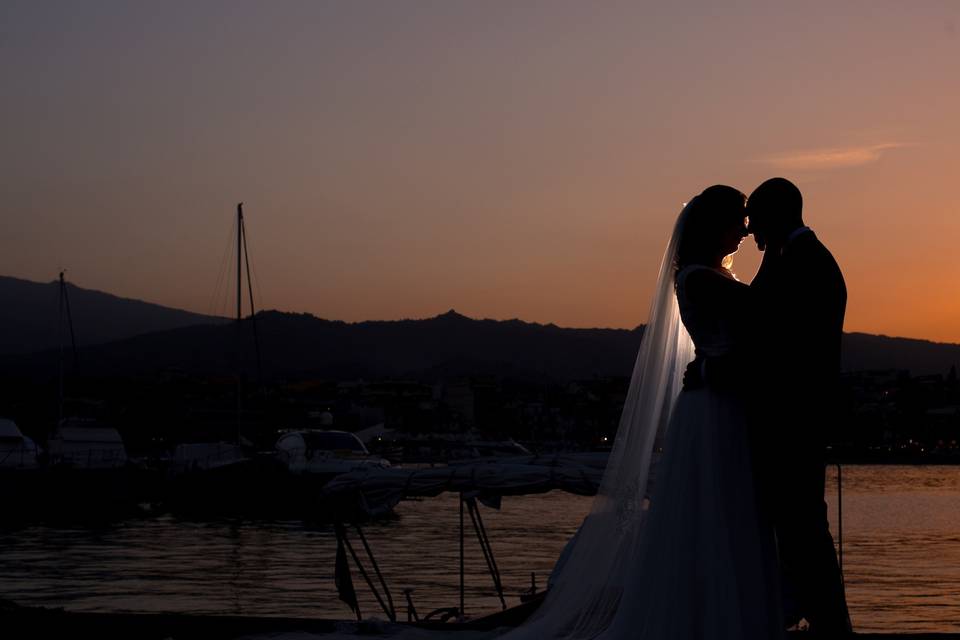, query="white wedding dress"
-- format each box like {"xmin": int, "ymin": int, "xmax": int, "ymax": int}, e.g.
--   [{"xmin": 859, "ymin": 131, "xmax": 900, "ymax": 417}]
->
[
  {"xmin": 497, "ymin": 203, "xmax": 784, "ymax": 640},
  {"xmin": 591, "ymin": 264, "xmax": 784, "ymax": 639}
]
